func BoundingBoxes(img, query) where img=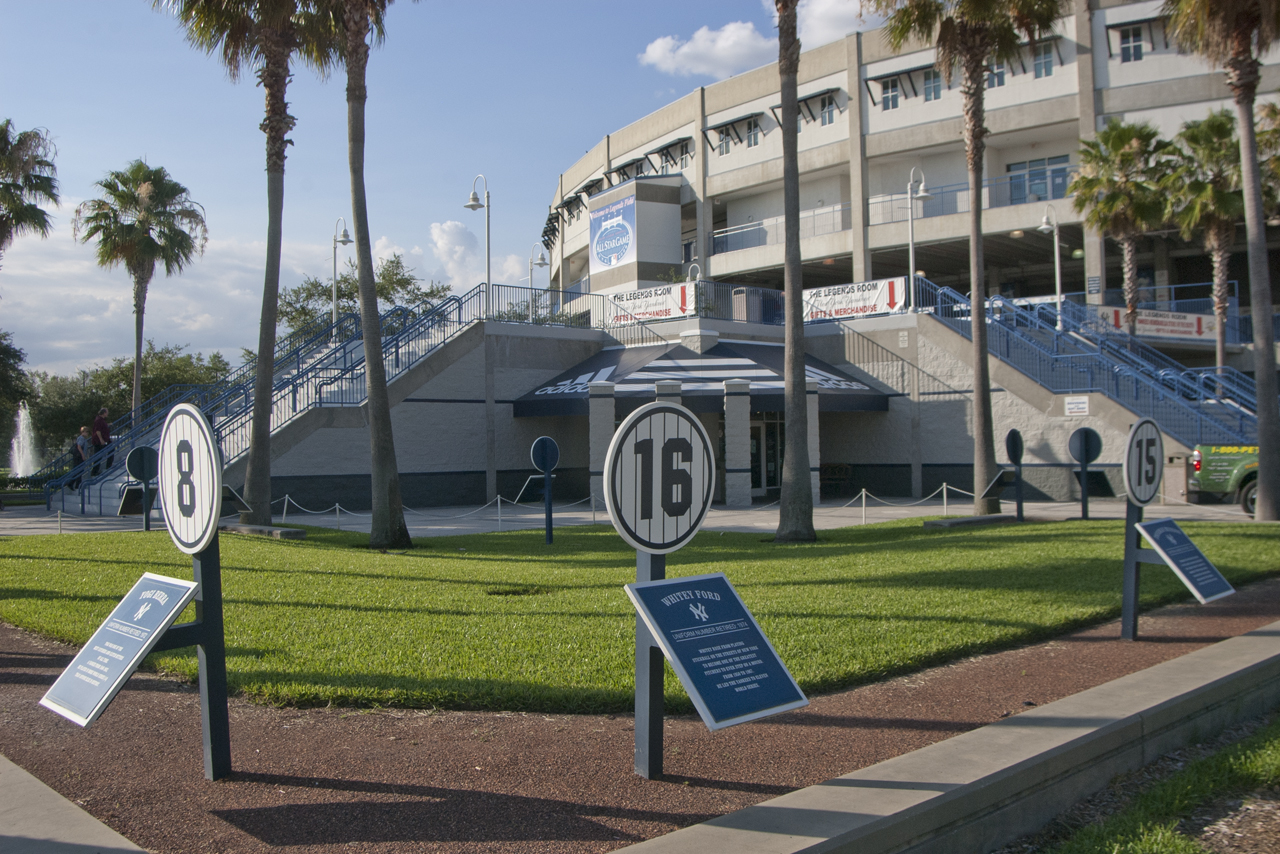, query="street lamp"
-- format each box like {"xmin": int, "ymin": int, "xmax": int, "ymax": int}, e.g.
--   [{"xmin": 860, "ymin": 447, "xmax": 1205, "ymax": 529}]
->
[
  {"xmin": 333, "ymin": 217, "xmax": 352, "ymax": 330},
  {"xmin": 1038, "ymin": 204, "xmax": 1063, "ymax": 330},
  {"xmin": 906, "ymin": 167, "xmax": 932, "ymax": 313},
  {"xmin": 464, "ymin": 175, "xmax": 490, "ymax": 316},
  {"xmin": 528, "ymin": 243, "xmax": 549, "ymax": 322}
]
